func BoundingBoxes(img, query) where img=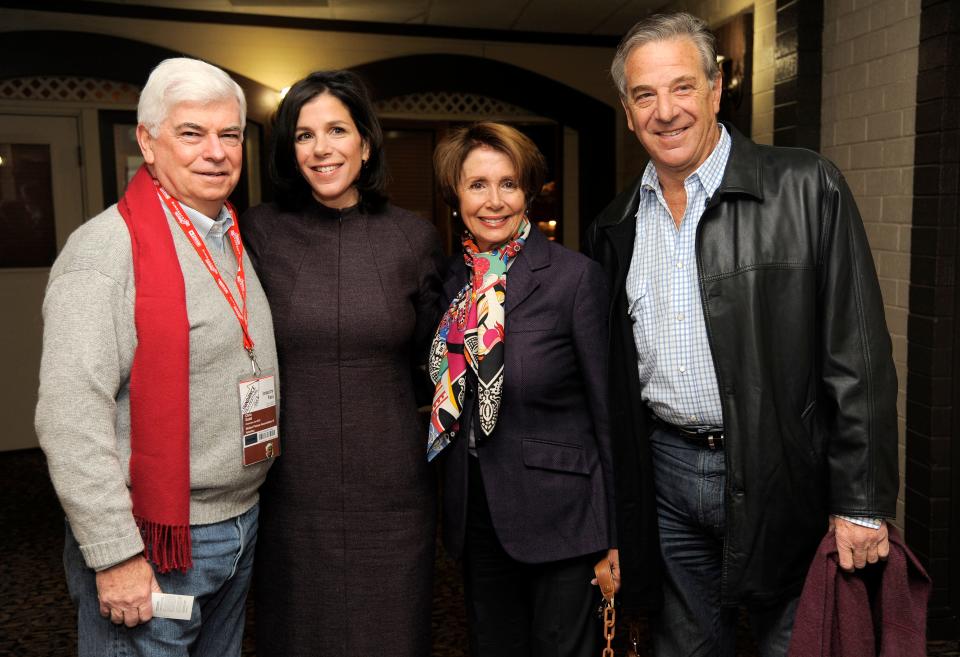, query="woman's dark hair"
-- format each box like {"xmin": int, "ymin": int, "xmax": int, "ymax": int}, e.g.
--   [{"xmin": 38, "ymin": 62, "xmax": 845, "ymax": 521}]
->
[{"xmin": 270, "ymin": 70, "xmax": 387, "ymax": 212}]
